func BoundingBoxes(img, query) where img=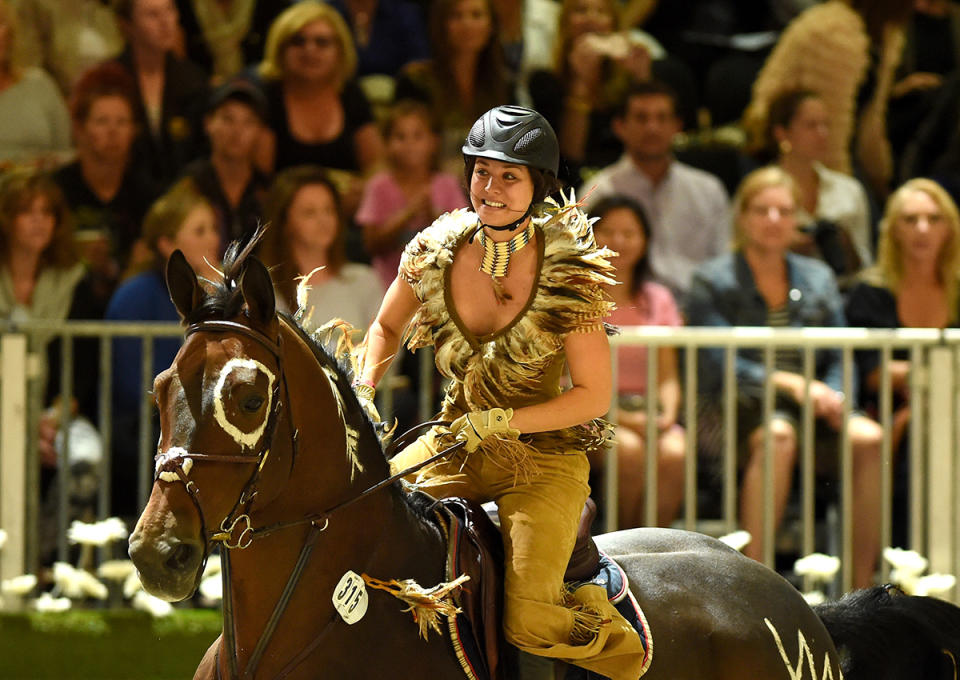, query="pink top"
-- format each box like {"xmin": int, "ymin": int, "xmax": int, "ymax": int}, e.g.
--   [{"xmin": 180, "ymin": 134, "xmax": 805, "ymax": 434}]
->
[
  {"xmin": 355, "ymin": 170, "xmax": 468, "ymax": 287},
  {"xmin": 608, "ymin": 280, "xmax": 683, "ymax": 395}
]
